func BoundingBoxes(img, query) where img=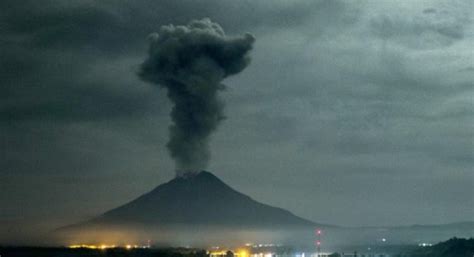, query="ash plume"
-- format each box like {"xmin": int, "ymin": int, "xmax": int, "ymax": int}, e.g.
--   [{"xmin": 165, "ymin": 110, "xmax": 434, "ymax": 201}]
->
[{"xmin": 138, "ymin": 18, "xmax": 255, "ymax": 176}]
